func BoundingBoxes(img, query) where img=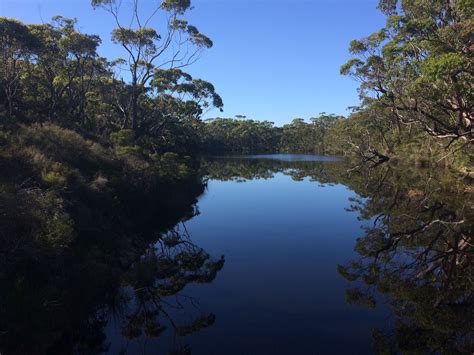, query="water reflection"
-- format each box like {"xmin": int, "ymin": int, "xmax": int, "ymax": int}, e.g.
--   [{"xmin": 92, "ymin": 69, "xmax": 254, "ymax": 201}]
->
[
  {"xmin": 336, "ymin": 166, "xmax": 474, "ymax": 354},
  {"xmin": 110, "ymin": 225, "xmax": 224, "ymax": 354},
  {"xmin": 201, "ymin": 155, "xmax": 345, "ymax": 182},
  {"xmin": 1, "ymin": 155, "xmax": 472, "ymax": 353},
  {"xmin": 201, "ymin": 156, "xmax": 473, "ymax": 353},
  {"xmin": 0, "ymin": 177, "xmax": 223, "ymax": 354}
]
